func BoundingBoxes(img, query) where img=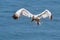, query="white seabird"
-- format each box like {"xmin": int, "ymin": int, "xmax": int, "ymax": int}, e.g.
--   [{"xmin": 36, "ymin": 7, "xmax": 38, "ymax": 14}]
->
[{"xmin": 12, "ymin": 8, "xmax": 52, "ymax": 25}]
